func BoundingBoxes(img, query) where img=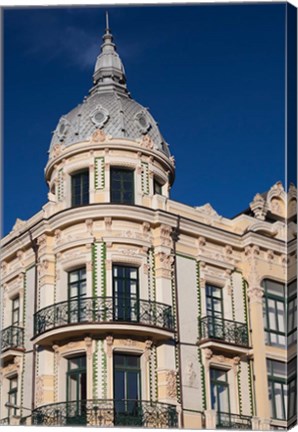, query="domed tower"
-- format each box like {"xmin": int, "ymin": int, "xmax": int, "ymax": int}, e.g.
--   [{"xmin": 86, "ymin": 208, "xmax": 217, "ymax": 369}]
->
[{"xmin": 46, "ymin": 15, "xmax": 175, "ymax": 215}]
